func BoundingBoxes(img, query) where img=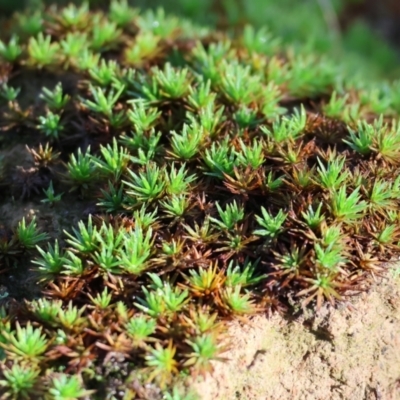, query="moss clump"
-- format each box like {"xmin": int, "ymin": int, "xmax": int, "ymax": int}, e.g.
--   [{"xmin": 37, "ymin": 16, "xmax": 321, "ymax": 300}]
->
[{"xmin": 0, "ymin": 1, "xmax": 400, "ymax": 398}]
